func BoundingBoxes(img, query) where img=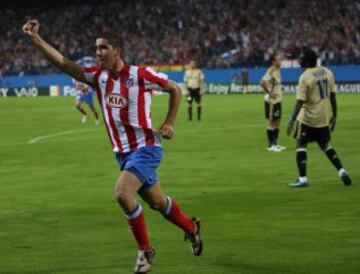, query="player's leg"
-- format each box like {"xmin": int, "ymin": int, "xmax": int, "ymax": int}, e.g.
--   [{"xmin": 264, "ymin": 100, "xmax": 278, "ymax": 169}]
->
[
  {"xmin": 75, "ymin": 98, "xmax": 88, "ymax": 123},
  {"xmin": 114, "ymin": 171, "xmax": 154, "ymax": 274},
  {"xmin": 89, "ymin": 105, "xmax": 100, "ymax": 124},
  {"xmin": 272, "ymin": 103, "xmax": 285, "ymax": 150},
  {"xmin": 187, "ymin": 90, "xmax": 193, "ymax": 121},
  {"xmin": 265, "ymin": 102, "xmax": 280, "ymax": 151},
  {"xmin": 195, "ymin": 90, "xmax": 202, "ymax": 121},
  {"xmin": 267, "ymin": 120, "xmax": 282, "ymax": 152},
  {"xmin": 290, "ymin": 123, "xmax": 309, "ymax": 187},
  {"xmin": 139, "ymin": 184, "xmax": 203, "ymax": 256},
  {"xmin": 84, "ymin": 94, "xmax": 100, "ymax": 124},
  {"xmin": 317, "ymin": 140, "xmax": 352, "ymax": 186}
]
